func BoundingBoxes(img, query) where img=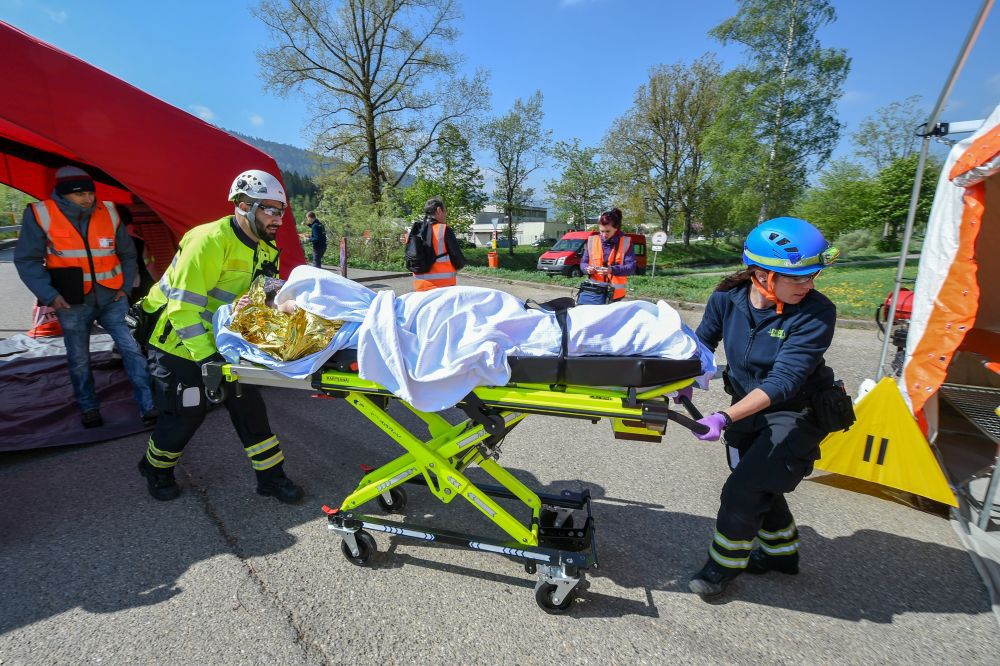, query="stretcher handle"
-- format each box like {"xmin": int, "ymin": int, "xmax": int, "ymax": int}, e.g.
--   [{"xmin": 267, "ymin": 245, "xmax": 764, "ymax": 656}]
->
[
  {"xmin": 678, "ymin": 395, "xmax": 703, "ymax": 421},
  {"xmin": 667, "ymin": 410, "xmax": 710, "ymax": 436}
]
